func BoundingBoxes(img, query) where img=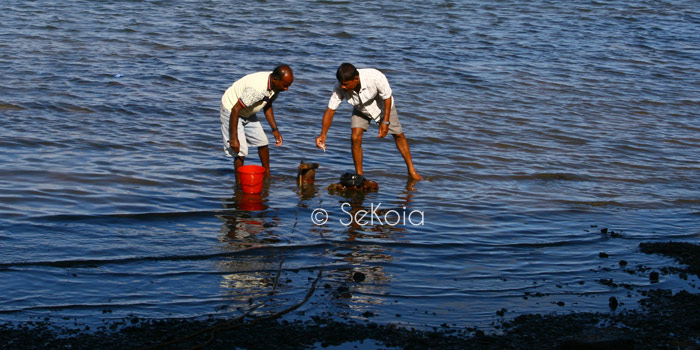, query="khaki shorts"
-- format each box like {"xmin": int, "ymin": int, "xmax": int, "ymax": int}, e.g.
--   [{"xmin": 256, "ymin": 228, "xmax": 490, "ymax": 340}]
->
[
  {"xmin": 350, "ymin": 106, "xmax": 403, "ymax": 134},
  {"xmin": 220, "ymin": 105, "xmax": 269, "ymax": 157}
]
